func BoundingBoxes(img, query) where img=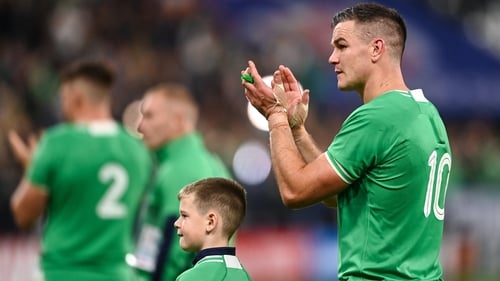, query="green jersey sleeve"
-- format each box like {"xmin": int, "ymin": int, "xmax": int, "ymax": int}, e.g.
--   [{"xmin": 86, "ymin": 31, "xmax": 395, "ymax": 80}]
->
[
  {"xmin": 326, "ymin": 105, "xmax": 398, "ymax": 184},
  {"xmin": 27, "ymin": 129, "xmax": 62, "ymax": 191}
]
